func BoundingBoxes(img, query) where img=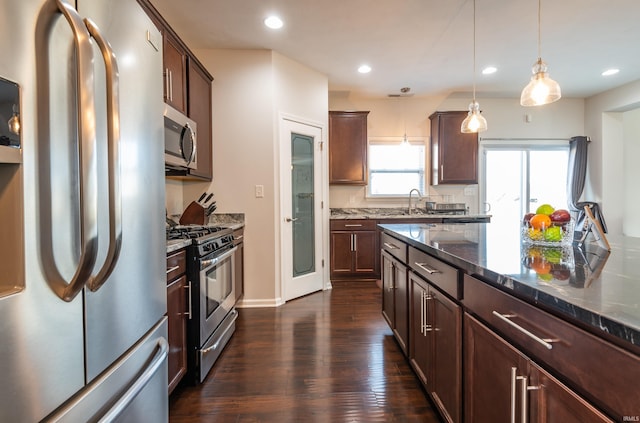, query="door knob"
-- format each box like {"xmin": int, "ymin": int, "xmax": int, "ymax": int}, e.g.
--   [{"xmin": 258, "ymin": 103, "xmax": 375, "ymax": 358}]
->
[{"xmin": 285, "ymin": 217, "xmax": 298, "ymax": 222}]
